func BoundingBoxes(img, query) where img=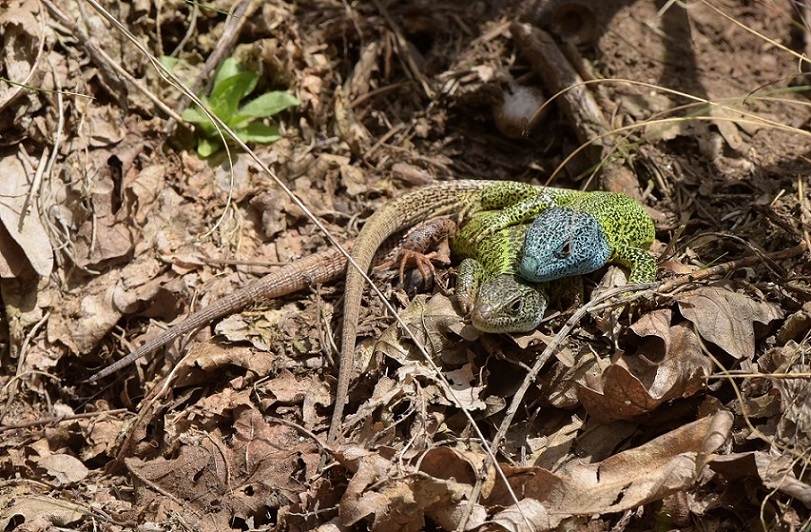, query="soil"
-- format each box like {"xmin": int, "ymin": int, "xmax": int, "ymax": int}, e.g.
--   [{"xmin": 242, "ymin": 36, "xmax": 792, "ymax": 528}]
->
[{"xmin": 1, "ymin": 0, "xmax": 810, "ymax": 530}]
